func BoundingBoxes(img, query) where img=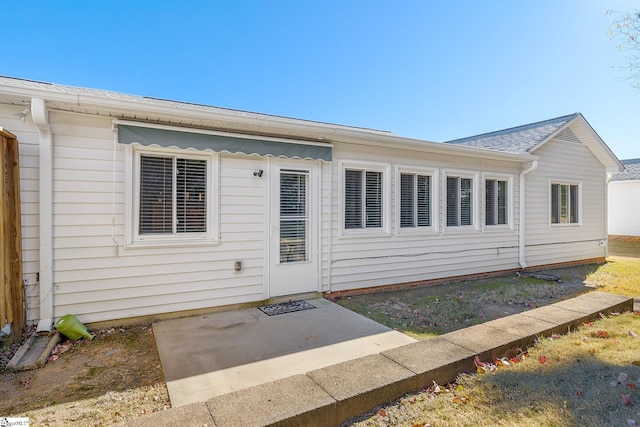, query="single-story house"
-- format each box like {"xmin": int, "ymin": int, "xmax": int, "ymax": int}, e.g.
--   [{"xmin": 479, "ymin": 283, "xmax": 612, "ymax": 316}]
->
[
  {"xmin": 0, "ymin": 76, "xmax": 624, "ymax": 331},
  {"xmin": 608, "ymin": 158, "xmax": 640, "ymax": 239}
]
